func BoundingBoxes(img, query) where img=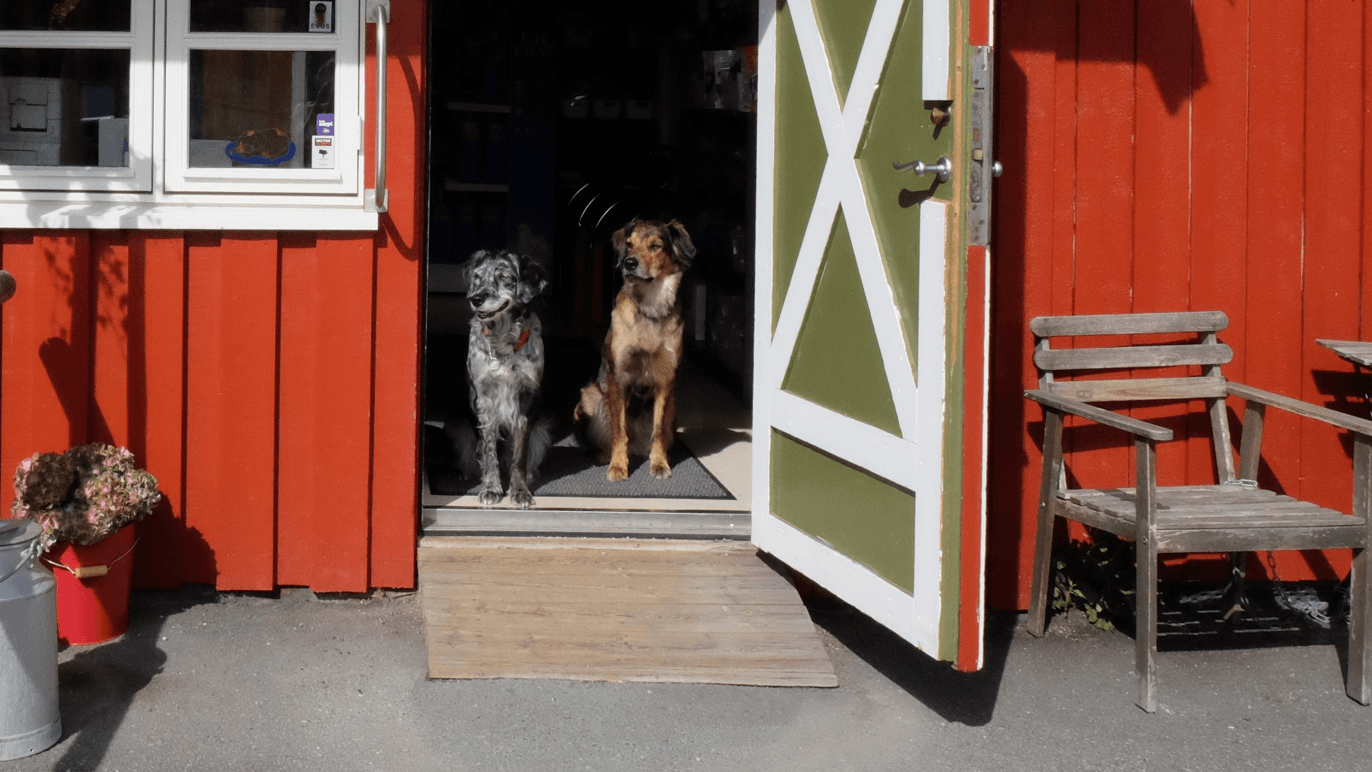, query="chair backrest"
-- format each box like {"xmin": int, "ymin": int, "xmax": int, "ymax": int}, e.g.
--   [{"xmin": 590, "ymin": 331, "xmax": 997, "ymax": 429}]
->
[{"xmin": 1031, "ymin": 311, "xmax": 1232, "ymax": 404}]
